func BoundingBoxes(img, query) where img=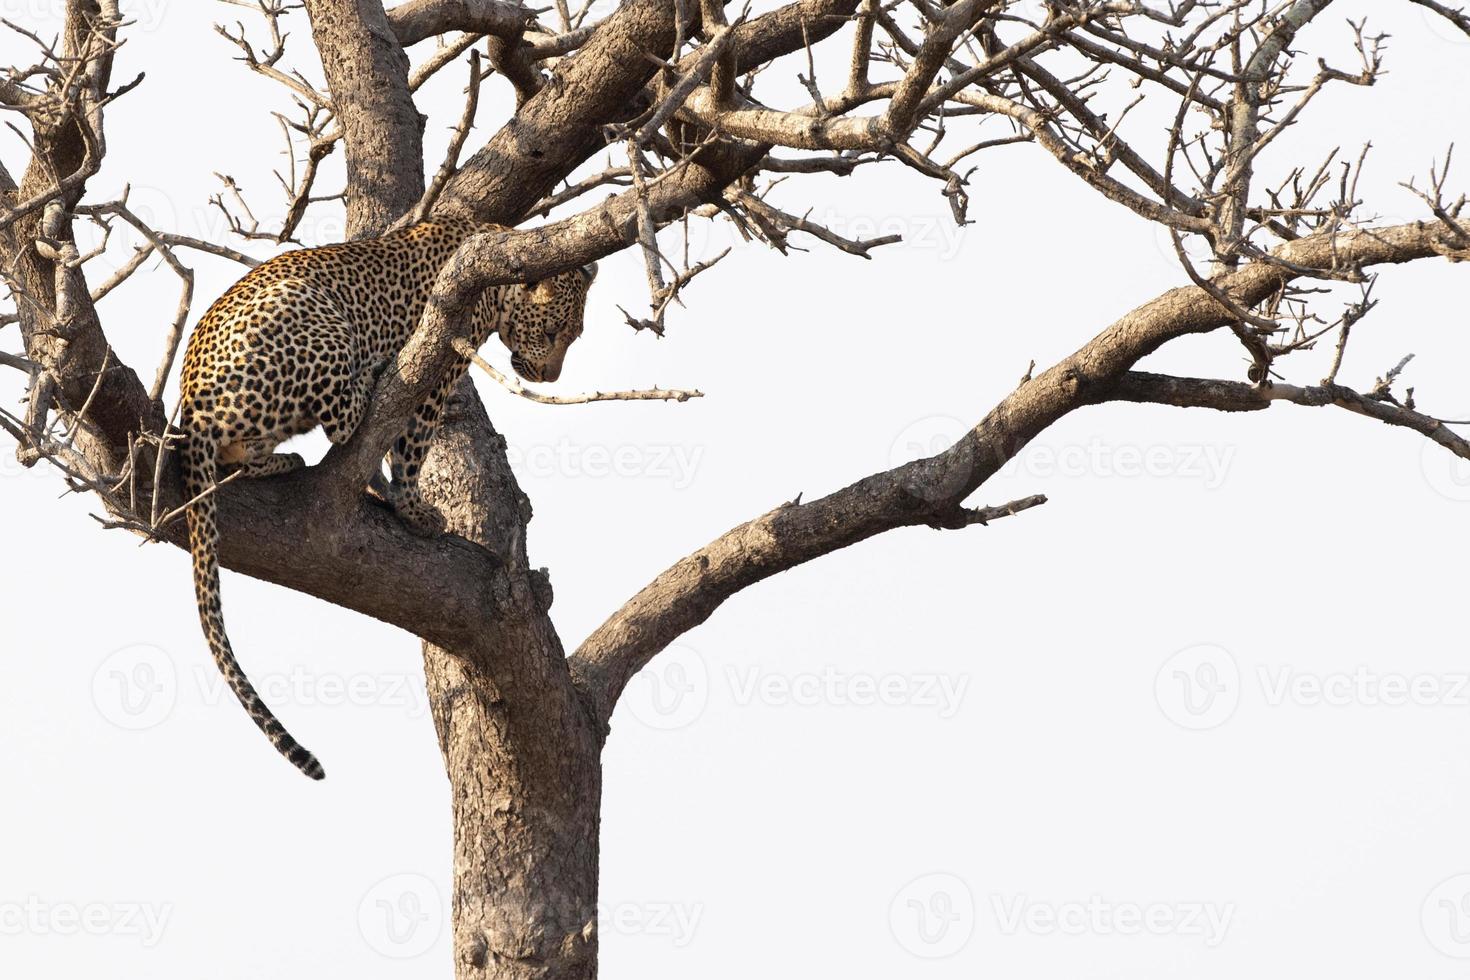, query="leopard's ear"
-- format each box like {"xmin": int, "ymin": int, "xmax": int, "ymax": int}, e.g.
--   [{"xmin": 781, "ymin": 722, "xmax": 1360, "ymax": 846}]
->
[
  {"xmin": 528, "ymin": 280, "xmax": 556, "ymax": 304},
  {"xmin": 580, "ymin": 262, "xmax": 598, "ymax": 284}
]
